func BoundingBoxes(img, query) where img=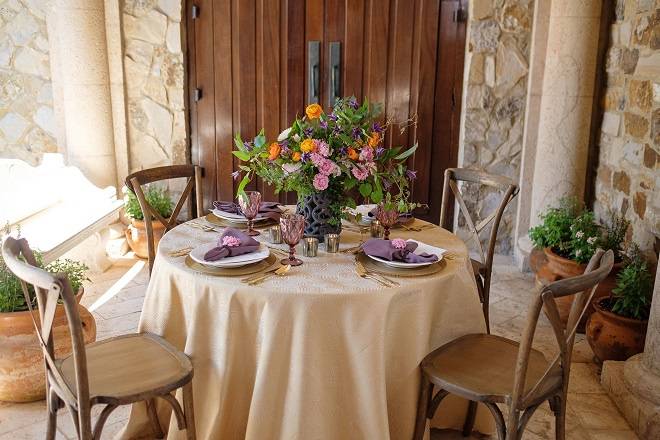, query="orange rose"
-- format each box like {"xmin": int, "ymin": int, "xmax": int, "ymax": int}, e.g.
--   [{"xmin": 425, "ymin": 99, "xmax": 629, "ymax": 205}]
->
[
  {"xmin": 367, "ymin": 132, "xmax": 381, "ymax": 148},
  {"xmin": 305, "ymin": 103, "xmax": 323, "ymax": 119},
  {"xmin": 292, "ymin": 151, "xmax": 302, "ymax": 162},
  {"xmin": 268, "ymin": 142, "xmax": 281, "ymax": 160},
  {"xmin": 300, "ymin": 138, "xmax": 316, "ymax": 153},
  {"xmin": 347, "ymin": 147, "xmax": 359, "ymax": 160}
]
